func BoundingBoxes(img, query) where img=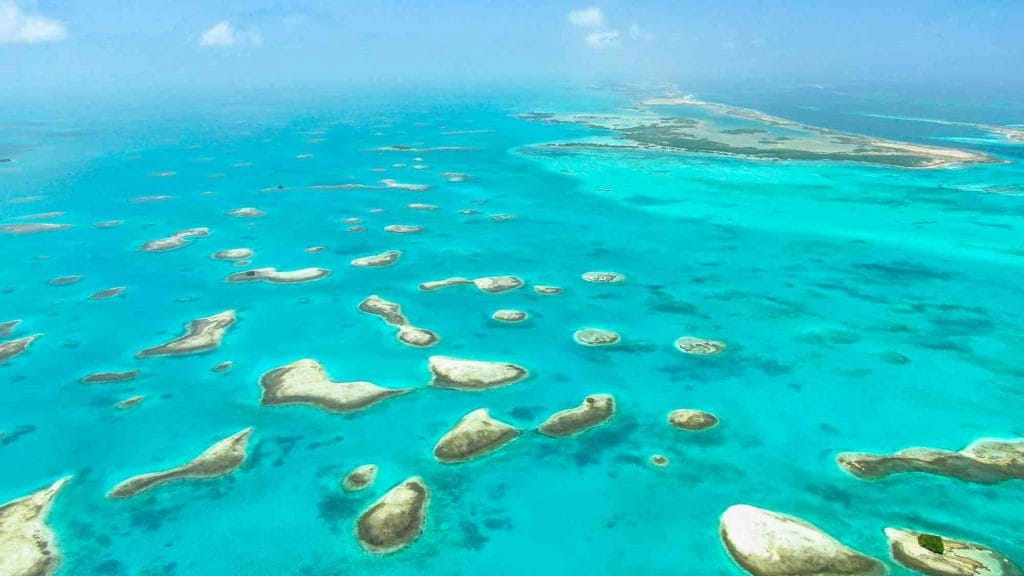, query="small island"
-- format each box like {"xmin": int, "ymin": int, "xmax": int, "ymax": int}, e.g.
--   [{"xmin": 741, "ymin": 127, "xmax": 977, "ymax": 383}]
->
[
  {"xmin": 351, "ymin": 250, "xmax": 401, "ymax": 267},
  {"xmin": 116, "ymin": 395, "xmax": 145, "ymax": 409},
  {"xmin": 418, "ymin": 275, "xmax": 524, "ymax": 294},
  {"xmin": 582, "ymin": 271, "xmax": 626, "ymax": 283},
  {"xmin": 0, "ymin": 223, "xmax": 72, "ymax": 235},
  {"xmin": 212, "ymin": 248, "xmax": 254, "ymax": 261},
  {"xmin": 343, "ymin": 464, "xmax": 379, "ymax": 492},
  {"xmin": 0, "ymin": 319, "xmax": 19, "ymax": 338},
  {"xmin": 419, "ymin": 277, "xmax": 473, "ymax": 291},
  {"xmin": 48, "ymin": 275, "xmax": 83, "ymax": 286},
  {"xmin": 538, "ymin": 394, "xmax": 615, "ymax": 437},
  {"xmin": 434, "ymin": 408, "xmax": 521, "ymax": 463},
  {"xmin": 141, "ymin": 227, "xmax": 209, "ymax": 252},
  {"xmin": 492, "ymin": 309, "xmax": 528, "ymax": 323},
  {"xmin": 428, "ymin": 355, "xmax": 528, "ymax": 391},
  {"xmin": 473, "ymin": 276, "xmax": 524, "ymax": 293},
  {"xmin": 81, "ymin": 369, "xmax": 139, "ymax": 384},
  {"xmin": 228, "ymin": 207, "xmax": 264, "ymax": 217},
  {"xmin": 384, "ymin": 224, "xmax": 424, "ymax": 234},
  {"xmin": 359, "ymin": 295, "xmax": 439, "ymax": 348},
  {"xmin": 356, "ymin": 477, "xmax": 429, "ymax": 554},
  {"xmin": 720, "ymin": 504, "xmax": 887, "ymax": 576},
  {"xmin": 88, "ymin": 286, "xmax": 126, "ymax": 300},
  {"xmin": 406, "ymin": 203, "xmax": 438, "ymax": 211},
  {"xmin": 108, "ymin": 428, "xmax": 253, "ymax": 498},
  {"xmin": 838, "ymin": 437, "xmax": 1024, "ymax": 483},
  {"xmin": 137, "ymin": 310, "xmax": 236, "ymax": 357},
  {"xmin": 0, "ymin": 334, "xmax": 42, "ymax": 364},
  {"xmin": 674, "ymin": 337, "xmax": 727, "ymax": 355},
  {"xmin": 668, "ymin": 409, "xmax": 719, "ymax": 431},
  {"xmin": 574, "ymin": 328, "xmax": 621, "ymax": 346},
  {"xmin": 226, "ymin": 267, "xmax": 330, "ymax": 284},
  {"xmin": 260, "ymin": 358, "xmax": 410, "ymax": 413},
  {"xmin": 885, "ymin": 527, "xmax": 1022, "ymax": 576}
]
